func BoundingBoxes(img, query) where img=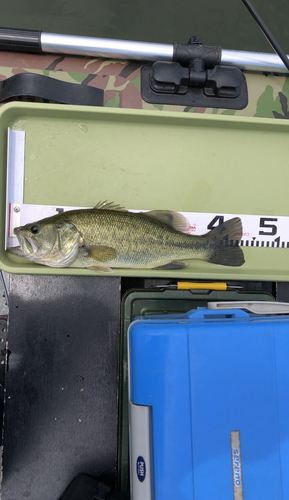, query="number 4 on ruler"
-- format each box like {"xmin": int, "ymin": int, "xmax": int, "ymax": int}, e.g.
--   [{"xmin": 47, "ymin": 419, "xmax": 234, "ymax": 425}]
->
[{"xmin": 207, "ymin": 216, "xmax": 224, "ymax": 230}]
